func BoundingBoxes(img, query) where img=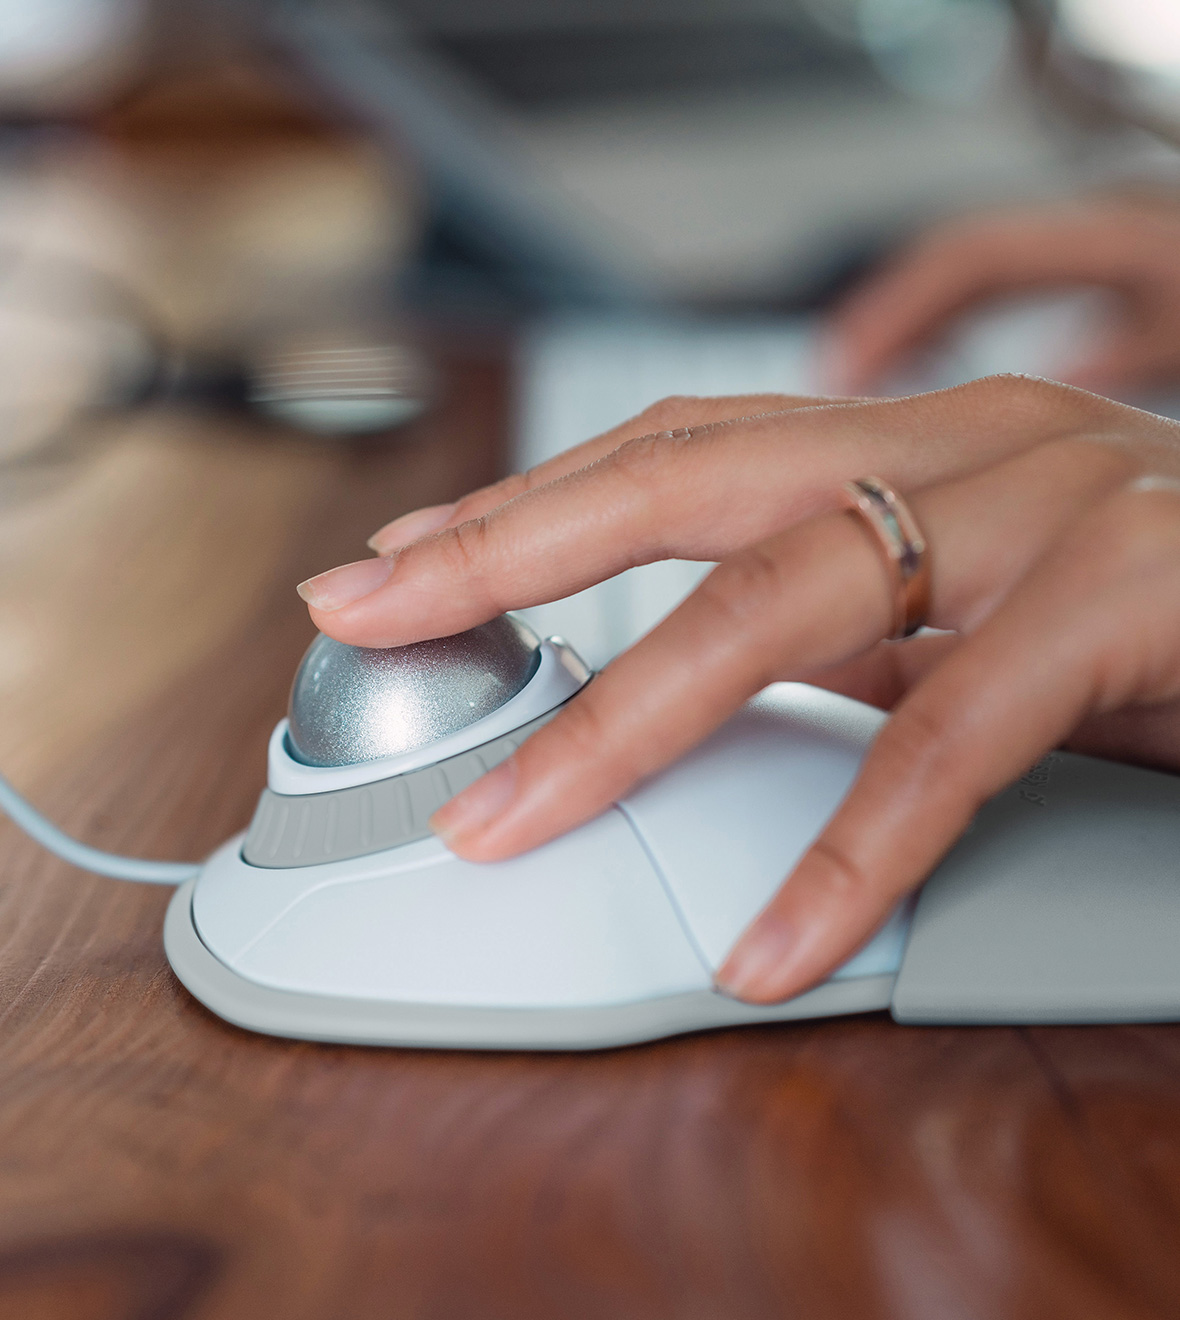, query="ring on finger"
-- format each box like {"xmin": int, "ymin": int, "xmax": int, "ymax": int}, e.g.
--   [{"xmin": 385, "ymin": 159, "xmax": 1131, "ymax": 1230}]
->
[{"xmin": 842, "ymin": 476, "xmax": 931, "ymax": 640}]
